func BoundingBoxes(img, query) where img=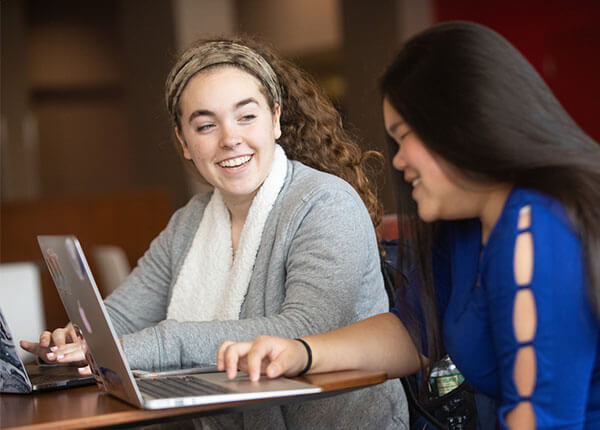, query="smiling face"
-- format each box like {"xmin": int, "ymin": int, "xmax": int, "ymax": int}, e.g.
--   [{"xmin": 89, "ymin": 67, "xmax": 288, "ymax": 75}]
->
[
  {"xmin": 175, "ymin": 66, "xmax": 281, "ymax": 209},
  {"xmin": 383, "ymin": 97, "xmax": 489, "ymax": 223}
]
